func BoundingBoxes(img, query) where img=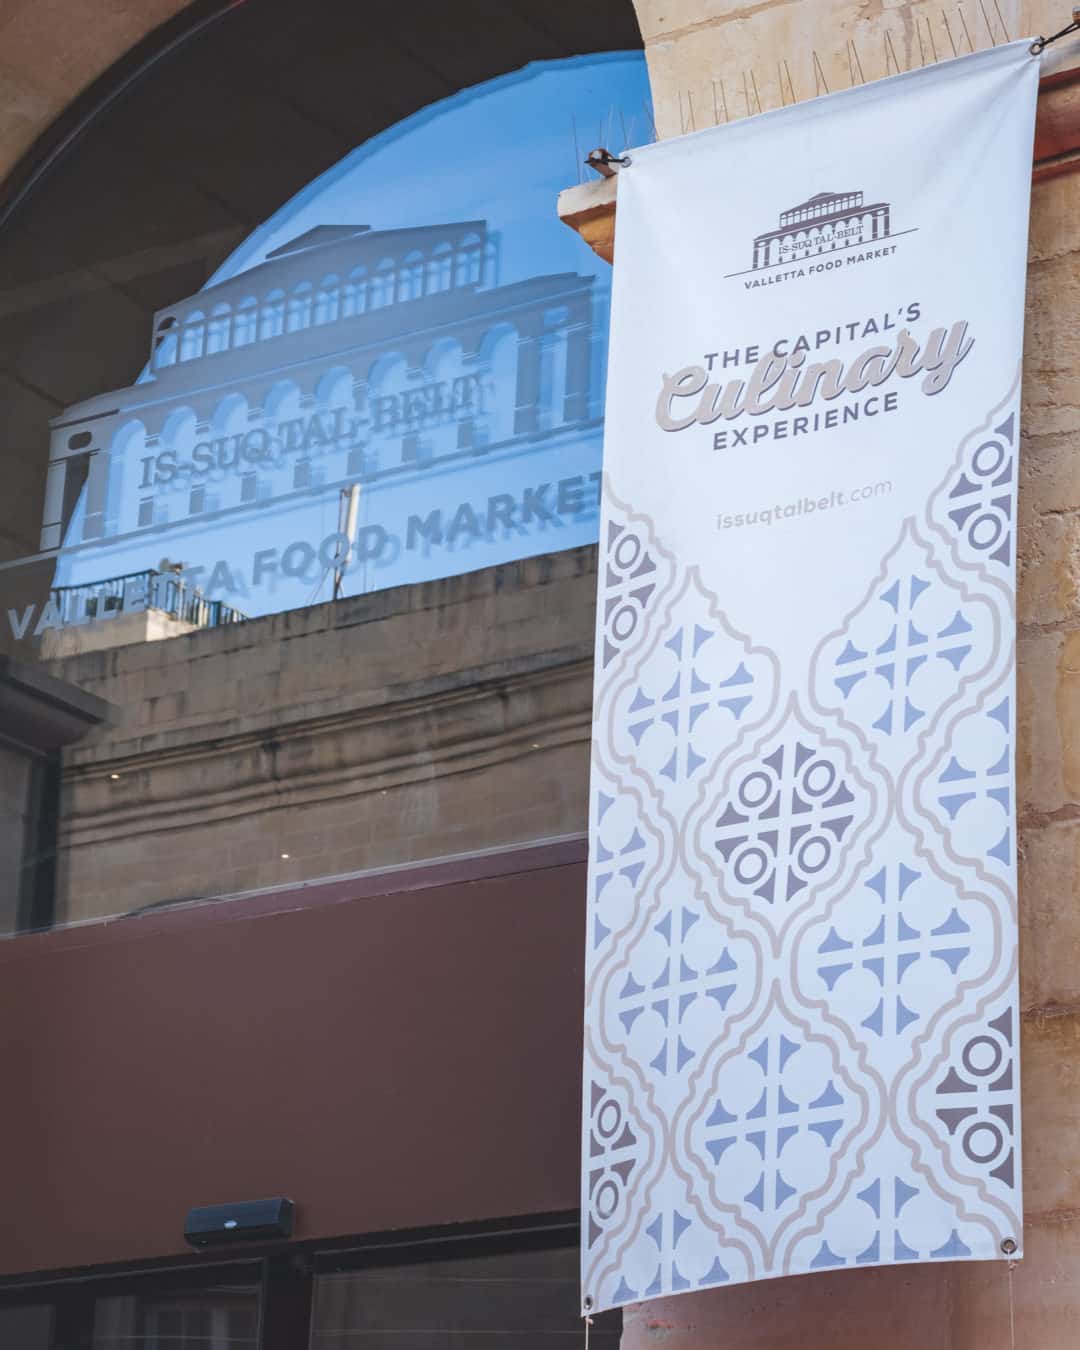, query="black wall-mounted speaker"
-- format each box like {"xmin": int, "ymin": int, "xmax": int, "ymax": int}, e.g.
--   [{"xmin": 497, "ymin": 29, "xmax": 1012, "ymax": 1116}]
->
[{"xmin": 184, "ymin": 1197, "xmax": 294, "ymax": 1247}]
